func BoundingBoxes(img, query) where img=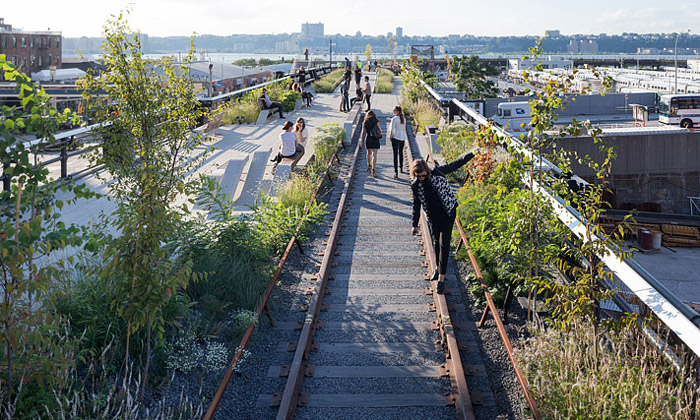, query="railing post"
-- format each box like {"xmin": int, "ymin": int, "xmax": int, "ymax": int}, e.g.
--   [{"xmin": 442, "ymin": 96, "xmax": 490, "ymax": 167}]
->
[
  {"xmin": 2, "ymin": 162, "xmax": 10, "ymax": 192},
  {"xmin": 60, "ymin": 137, "xmax": 70, "ymax": 180}
]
